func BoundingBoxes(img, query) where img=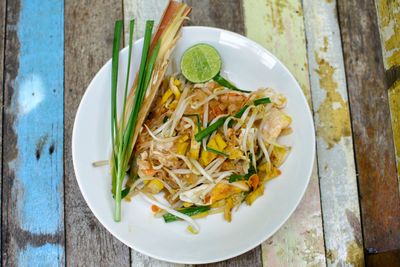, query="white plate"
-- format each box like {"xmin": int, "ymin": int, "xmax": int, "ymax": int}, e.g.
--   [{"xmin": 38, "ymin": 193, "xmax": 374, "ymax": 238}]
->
[{"xmin": 72, "ymin": 26, "xmax": 315, "ymax": 264}]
